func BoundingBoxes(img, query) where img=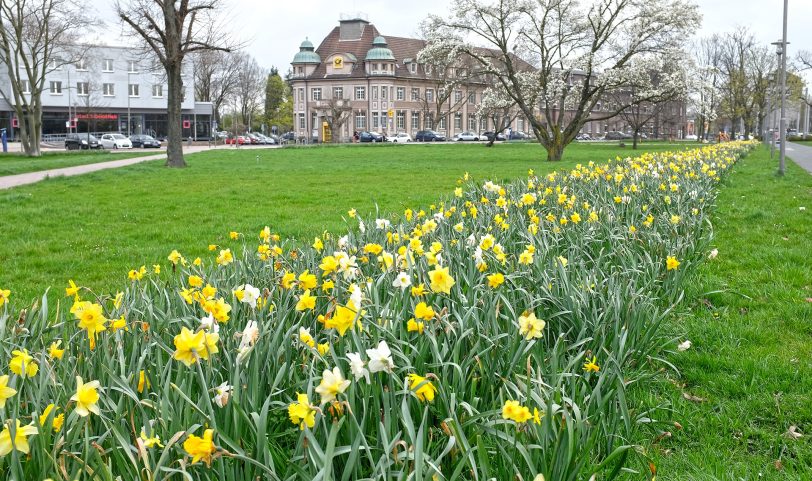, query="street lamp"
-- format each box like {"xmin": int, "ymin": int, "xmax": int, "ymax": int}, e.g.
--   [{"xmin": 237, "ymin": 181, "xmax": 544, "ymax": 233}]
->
[
  {"xmin": 127, "ymin": 71, "xmax": 132, "ymax": 137},
  {"xmin": 772, "ymin": 0, "xmax": 789, "ymax": 176}
]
